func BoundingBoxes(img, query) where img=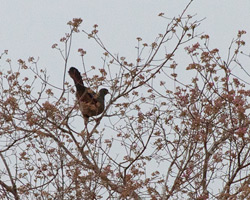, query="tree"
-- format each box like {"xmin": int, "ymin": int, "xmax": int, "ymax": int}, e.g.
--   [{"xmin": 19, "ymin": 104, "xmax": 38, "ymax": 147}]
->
[{"xmin": 1, "ymin": 1, "xmax": 250, "ymax": 199}]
